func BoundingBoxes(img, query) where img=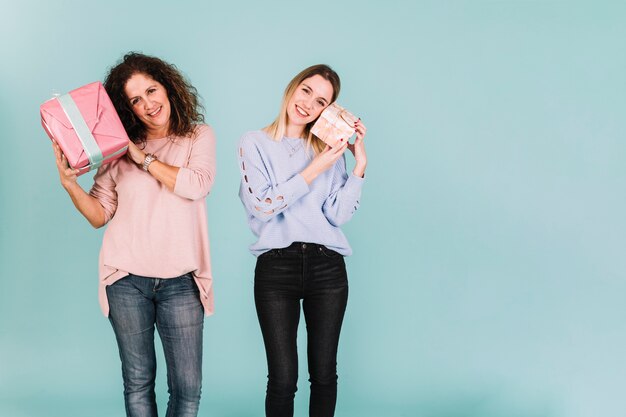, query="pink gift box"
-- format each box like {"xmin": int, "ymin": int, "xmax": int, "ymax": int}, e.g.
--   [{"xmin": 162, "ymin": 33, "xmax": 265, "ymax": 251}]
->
[
  {"xmin": 40, "ymin": 81, "xmax": 129, "ymax": 175},
  {"xmin": 311, "ymin": 103, "xmax": 358, "ymax": 148}
]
